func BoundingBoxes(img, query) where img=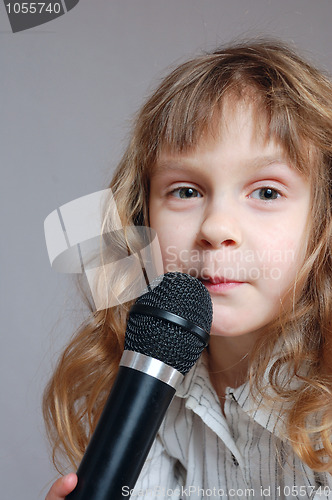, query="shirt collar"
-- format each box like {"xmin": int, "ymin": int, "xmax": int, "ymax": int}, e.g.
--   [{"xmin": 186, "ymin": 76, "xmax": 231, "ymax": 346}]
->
[{"xmin": 176, "ymin": 347, "xmax": 307, "ymax": 439}]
